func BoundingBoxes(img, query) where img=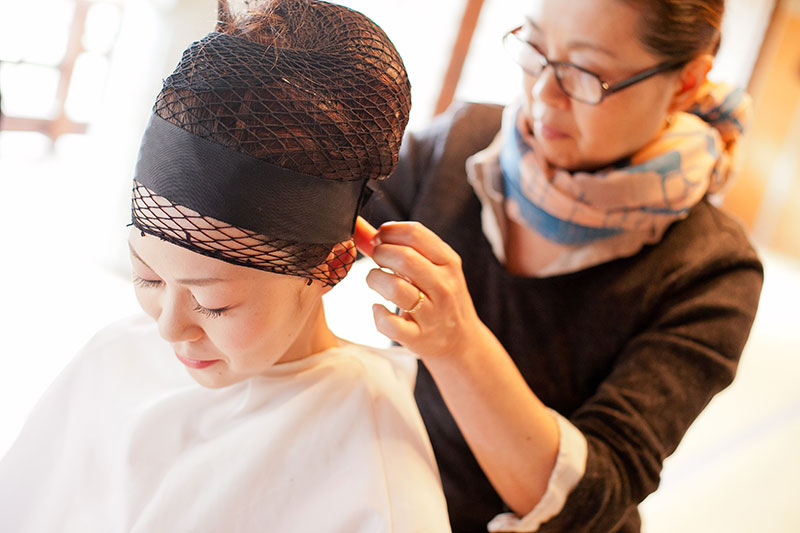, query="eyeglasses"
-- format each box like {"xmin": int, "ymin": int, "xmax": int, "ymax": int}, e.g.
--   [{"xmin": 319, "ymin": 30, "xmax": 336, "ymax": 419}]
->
[{"xmin": 502, "ymin": 26, "xmax": 686, "ymax": 105}]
